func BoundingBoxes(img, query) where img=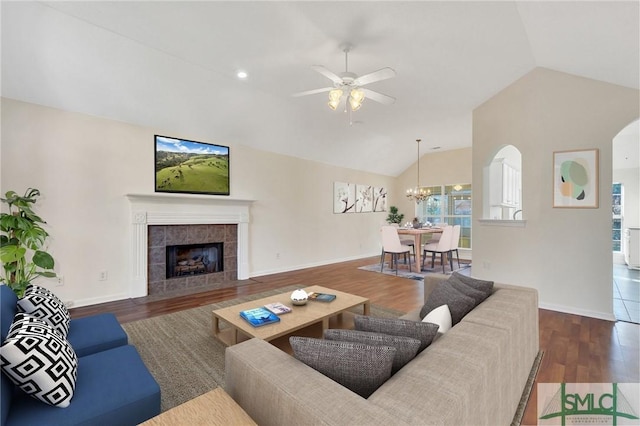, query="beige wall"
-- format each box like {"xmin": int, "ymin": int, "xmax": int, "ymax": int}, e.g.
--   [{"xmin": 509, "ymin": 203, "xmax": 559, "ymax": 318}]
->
[
  {"xmin": 393, "ymin": 147, "xmax": 473, "ymax": 222},
  {"xmin": 472, "ymin": 68, "xmax": 639, "ymax": 320},
  {"xmin": 1, "ymin": 98, "xmax": 395, "ymax": 307}
]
